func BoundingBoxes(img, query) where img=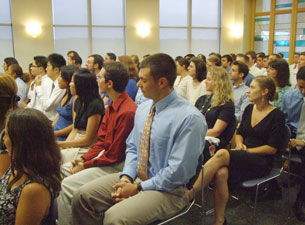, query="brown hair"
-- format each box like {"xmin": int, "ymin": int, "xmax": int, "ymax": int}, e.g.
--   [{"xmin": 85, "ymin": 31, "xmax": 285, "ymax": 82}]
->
[
  {"xmin": 0, "ymin": 74, "xmax": 18, "ymax": 130},
  {"xmin": 118, "ymin": 56, "xmax": 138, "ymax": 80},
  {"xmin": 6, "ymin": 108, "xmax": 62, "ymax": 197},
  {"xmin": 253, "ymin": 75, "xmax": 278, "ymax": 101}
]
